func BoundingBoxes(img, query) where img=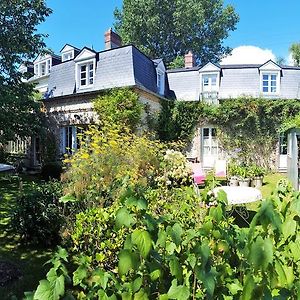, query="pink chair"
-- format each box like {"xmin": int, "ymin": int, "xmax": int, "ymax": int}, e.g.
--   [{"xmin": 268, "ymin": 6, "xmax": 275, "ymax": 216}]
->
[
  {"xmin": 214, "ymin": 160, "xmax": 227, "ymax": 179},
  {"xmin": 190, "ymin": 163, "xmax": 206, "ymax": 184}
]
